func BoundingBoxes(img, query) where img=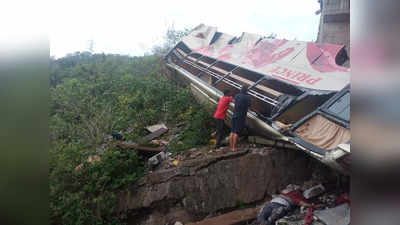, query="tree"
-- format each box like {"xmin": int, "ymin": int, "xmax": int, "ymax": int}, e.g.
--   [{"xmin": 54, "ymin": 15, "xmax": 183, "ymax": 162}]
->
[{"xmin": 151, "ymin": 26, "xmax": 192, "ymax": 56}]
